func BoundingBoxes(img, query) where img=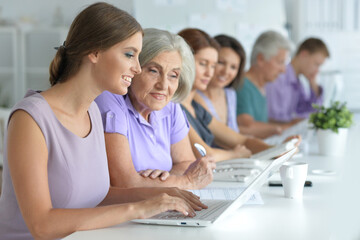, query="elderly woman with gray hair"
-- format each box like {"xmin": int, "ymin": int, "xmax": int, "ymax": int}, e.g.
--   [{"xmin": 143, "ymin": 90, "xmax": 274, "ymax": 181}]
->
[
  {"xmin": 95, "ymin": 28, "xmax": 215, "ymax": 190},
  {"xmin": 236, "ymin": 30, "xmax": 295, "ymax": 139}
]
